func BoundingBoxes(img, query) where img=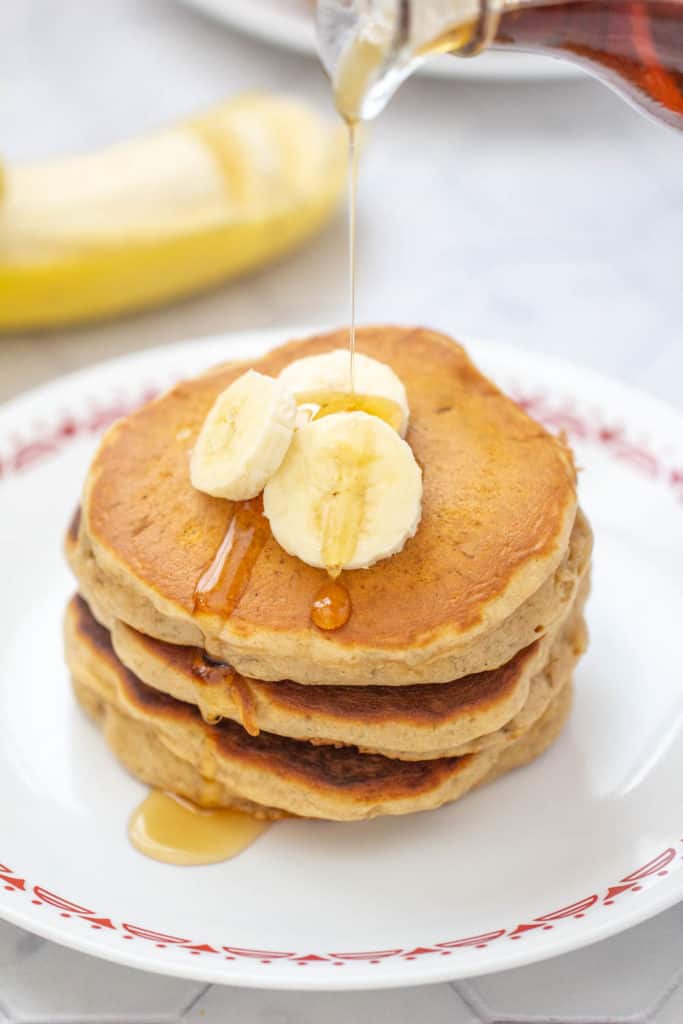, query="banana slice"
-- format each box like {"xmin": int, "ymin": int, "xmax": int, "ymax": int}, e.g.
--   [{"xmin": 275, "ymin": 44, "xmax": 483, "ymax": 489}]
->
[
  {"xmin": 191, "ymin": 371, "xmax": 297, "ymax": 501},
  {"xmin": 263, "ymin": 411, "xmax": 422, "ymax": 574},
  {"xmin": 278, "ymin": 349, "xmax": 410, "ymax": 436}
]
